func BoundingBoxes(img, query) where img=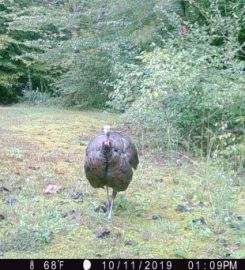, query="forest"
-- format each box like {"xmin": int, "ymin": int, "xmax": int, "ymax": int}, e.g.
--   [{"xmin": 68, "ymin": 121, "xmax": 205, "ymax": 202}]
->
[{"xmin": 0, "ymin": 0, "xmax": 244, "ymax": 259}]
